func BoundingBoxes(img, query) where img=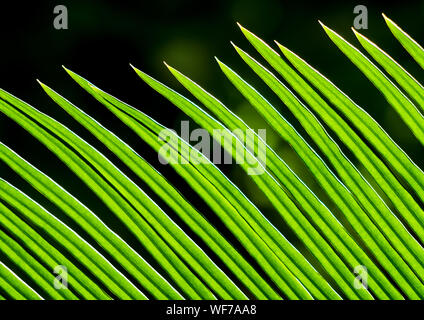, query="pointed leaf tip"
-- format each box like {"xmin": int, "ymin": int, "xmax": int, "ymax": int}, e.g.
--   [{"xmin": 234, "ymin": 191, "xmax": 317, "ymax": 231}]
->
[
  {"xmin": 317, "ymin": 21, "xmax": 336, "ymax": 37},
  {"xmin": 36, "ymin": 79, "xmax": 47, "ymax": 90},
  {"xmin": 352, "ymin": 28, "xmax": 366, "ymax": 42},
  {"xmin": 237, "ymin": 23, "xmax": 253, "ymax": 37},
  {"xmin": 164, "ymin": 62, "xmax": 178, "ymax": 75},
  {"xmin": 351, "ymin": 27, "xmax": 362, "ymax": 39},
  {"xmin": 214, "ymin": 56, "xmax": 223, "ymax": 65},
  {"xmin": 267, "ymin": 40, "xmax": 284, "ymax": 57},
  {"xmin": 275, "ymin": 41, "xmax": 289, "ymax": 53},
  {"xmin": 129, "ymin": 63, "xmax": 138, "ymax": 72},
  {"xmin": 381, "ymin": 13, "xmax": 396, "ymax": 27},
  {"xmin": 319, "ymin": 22, "xmax": 331, "ymax": 32},
  {"xmin": 62, "ymin": 66, "xmax": 76, "ymax": 77},
  {"xmin": 274, "ymin": 40, "xmax": 282, "ymax": 47},
  {"xmin": 36, "ymin": 80, "xmax": 48, "ymax": 90},
  {"xmin": 382, "ymin": 12, "xmax": 390, "ymax": 21},
  {"xmin": 130, "ymin": 64, "xmax": 146, "ymax": 77},
  {"xmin": 230, "ymin": 42, "xmax": 241, "ymax": 52}
]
